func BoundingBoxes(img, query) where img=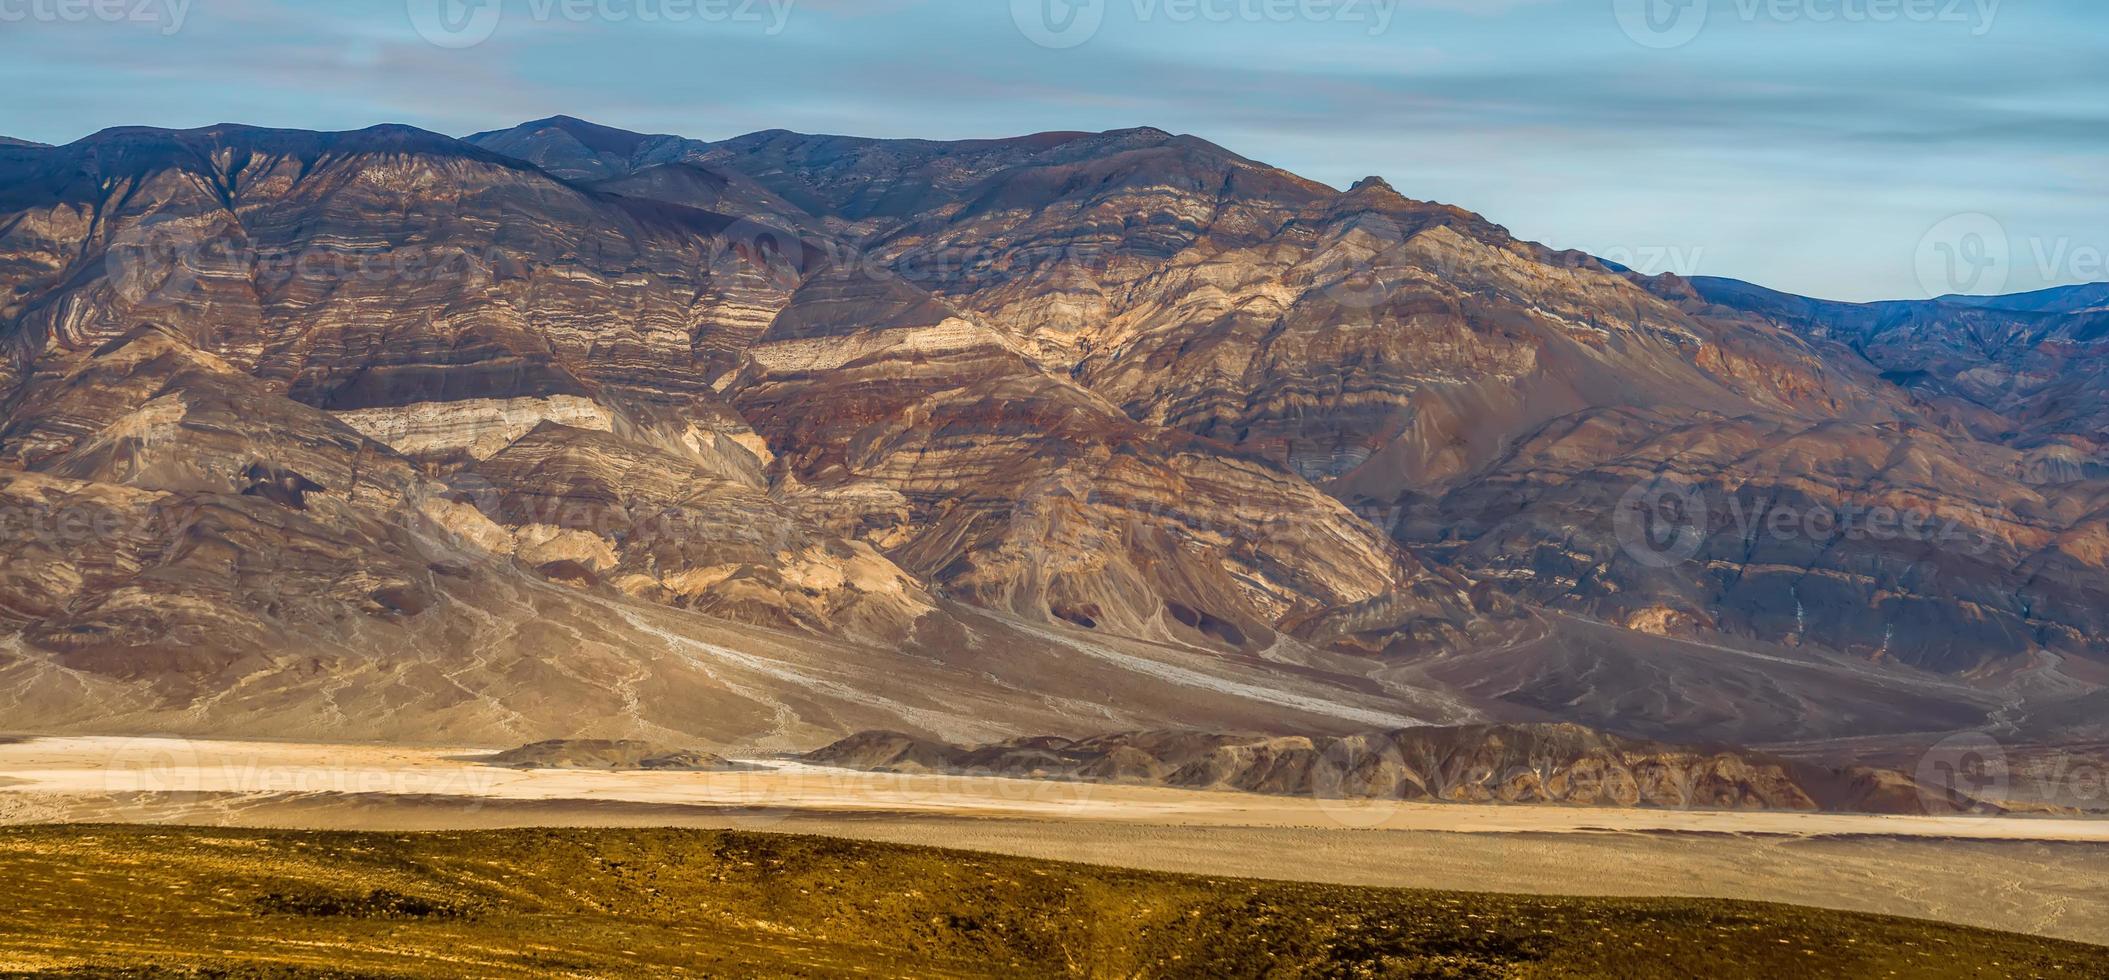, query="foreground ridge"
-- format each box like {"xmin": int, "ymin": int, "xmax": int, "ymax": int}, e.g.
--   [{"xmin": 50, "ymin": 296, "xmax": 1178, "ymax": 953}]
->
[{"xmin": 0, "ymin": 824, "xmax": 2100, "ymax": 978}]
